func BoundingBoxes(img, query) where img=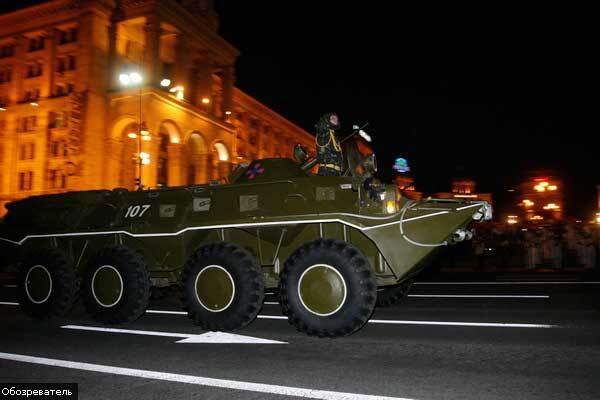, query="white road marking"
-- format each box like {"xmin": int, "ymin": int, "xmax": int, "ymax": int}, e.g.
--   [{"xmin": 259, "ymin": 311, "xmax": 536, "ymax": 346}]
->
[
  {"xmin": 0, "ymin": 352, "xmax": 414, "ymax": 400},
  {"xmin": 407, "ymin": 294, "xmax": 549, "ymax": 299},
  {"xmin": 368, "ymin": 319, "xmax": 555, "ymax": 328},
  {"xmin": 0, "ymin": 304, "xmax": 561, "ymax": 329},
  {"xmin": 2, "ymin": 285, "xmax": 17, "ymax": 288},
  {"xmin": 146, "ymin": 309, "xmax": 186, "ymax": 315},
  {"xmin": 0, "ymin": 301, "xmax": 18, "ymax": 306},
  {"xmin": 415, "ymin": 281, "xmax": 600, "ymax": 285},
  {"xmin": 254, "ymin": 314, "xmax": 555, "ymax": 328},
  {"xmin": 62, "ymin": 325, "xmax": 286, "ymax": 344},
  {"xmin": 265, "ymin": 295, "xmax": 549, "ymax": 302}
]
